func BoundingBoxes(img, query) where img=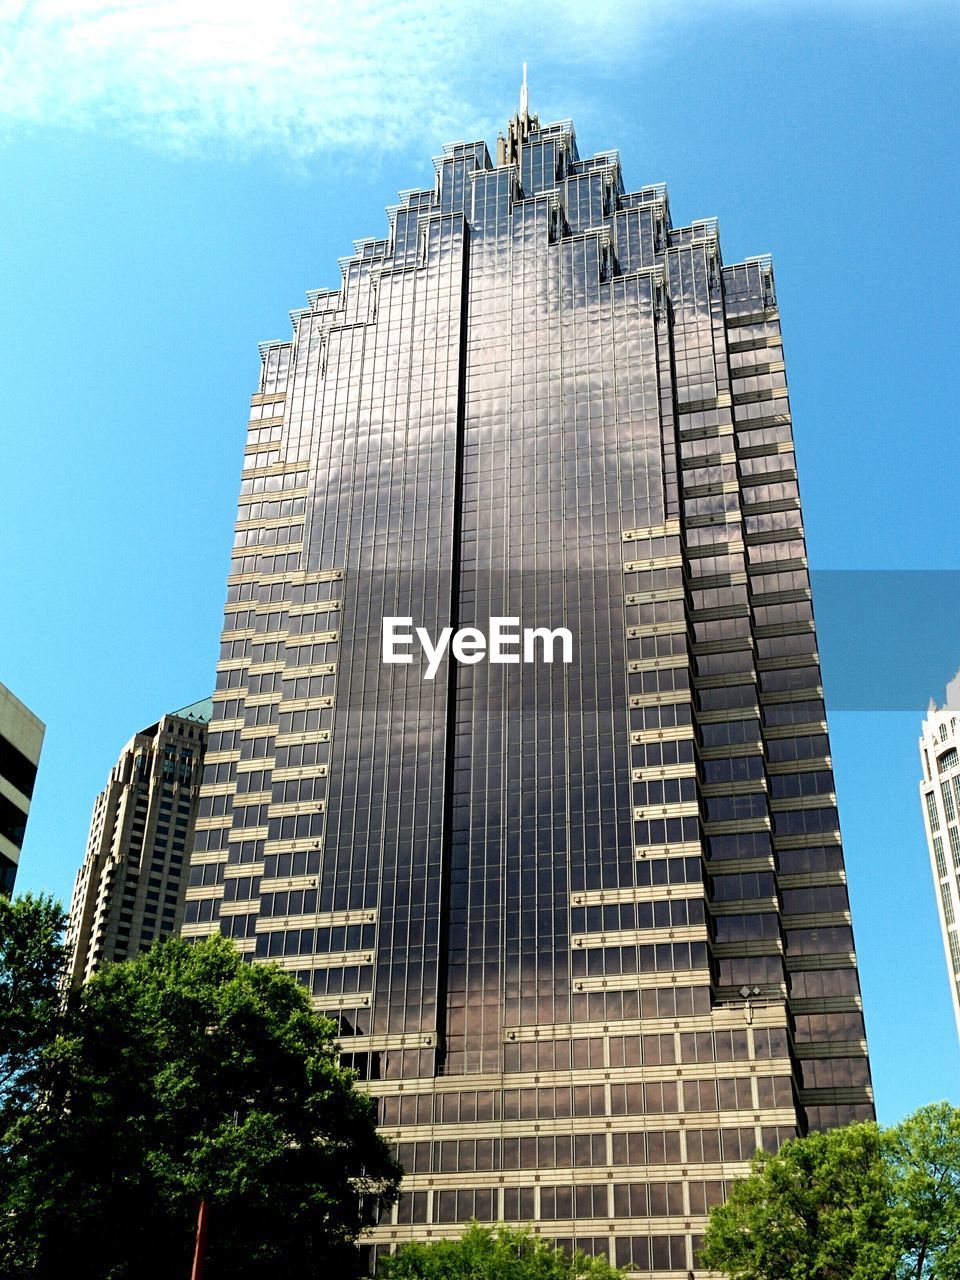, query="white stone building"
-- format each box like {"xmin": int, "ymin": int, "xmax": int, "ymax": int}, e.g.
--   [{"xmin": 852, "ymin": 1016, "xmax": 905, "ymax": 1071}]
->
[{"xmin": 919, "ymin": 672, "xmax": 960, "ymax": 1041}]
